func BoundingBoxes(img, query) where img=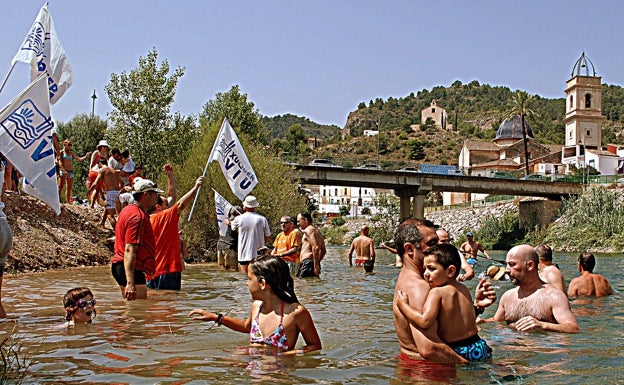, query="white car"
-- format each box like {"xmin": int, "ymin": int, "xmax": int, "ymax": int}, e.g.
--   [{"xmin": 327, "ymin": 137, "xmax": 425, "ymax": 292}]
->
[
  {"xmin": 308, "ymin": 159, "xmax": 342, "ymax": 168},
  {"xmin": 356, "ymin": 164, "xmax": 382, "ymax": 170}
]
